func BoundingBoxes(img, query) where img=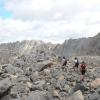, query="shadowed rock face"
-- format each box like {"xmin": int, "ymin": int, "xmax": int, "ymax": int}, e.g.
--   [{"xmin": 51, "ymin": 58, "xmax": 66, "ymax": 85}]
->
[
  {"xmin": 53, "ymin": 33, "xmax": 100, "ymax": 57},
  {"xmin": 0, "ymin": 78, "xmax": 11, "ymax": 99}
]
